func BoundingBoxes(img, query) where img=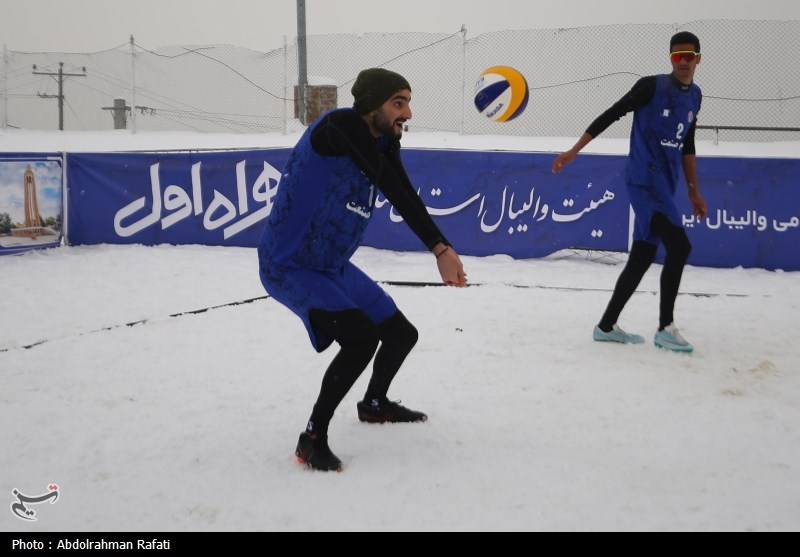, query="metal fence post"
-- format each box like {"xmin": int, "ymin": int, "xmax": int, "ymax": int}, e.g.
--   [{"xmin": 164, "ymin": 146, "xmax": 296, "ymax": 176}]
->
[
  {"xmin": 460, "ymin": 25, "xmax": 466, "ymax": 136},
  {"xmin": 1, "ymin": 44, "xmax": 7, "ymax": 130},
  {"xmin": 130, "ymin": 36, "xmax": 137, "ymax": 134},
  {"xmin": 283, "ymin": 35, "xmax": 288, "ymax": 135}
]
